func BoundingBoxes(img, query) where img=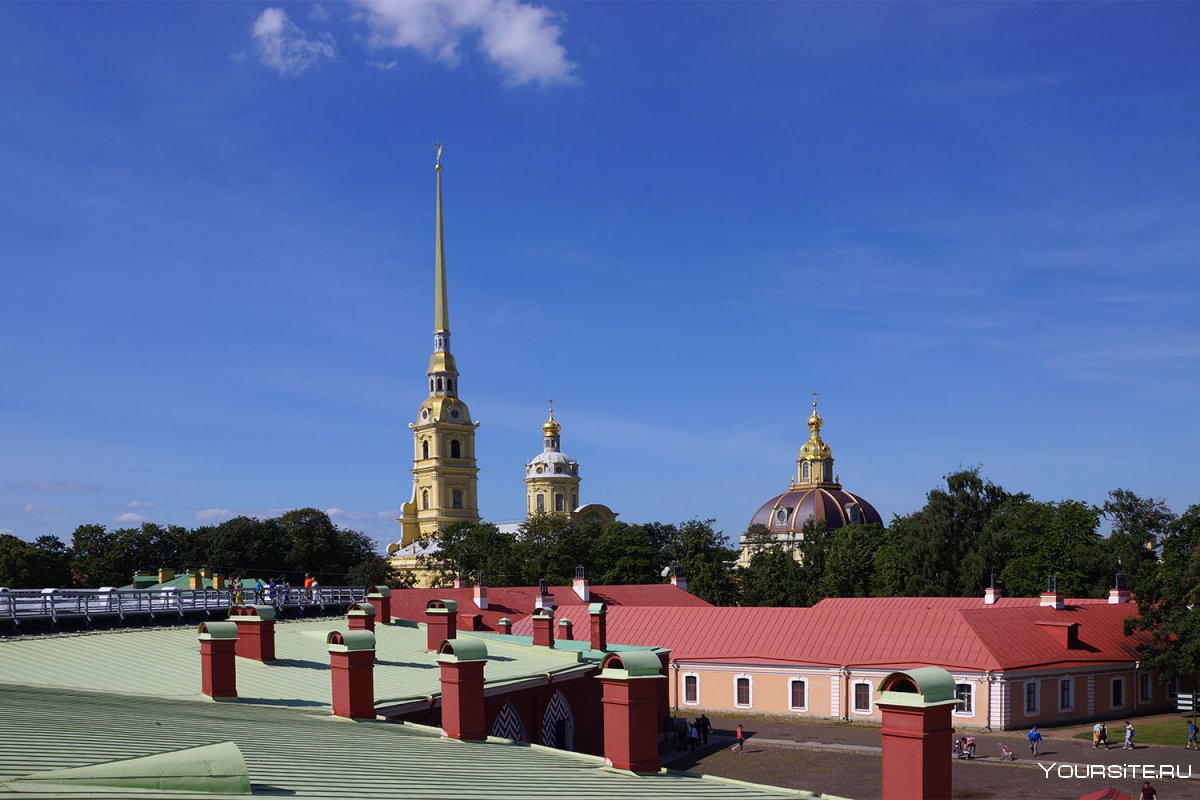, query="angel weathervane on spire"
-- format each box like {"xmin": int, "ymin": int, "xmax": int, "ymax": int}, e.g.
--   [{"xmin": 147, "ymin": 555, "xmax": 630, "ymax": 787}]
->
[{"xmin": 435, "ymin": 140, "xmax": 443, "ymax": 171}]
